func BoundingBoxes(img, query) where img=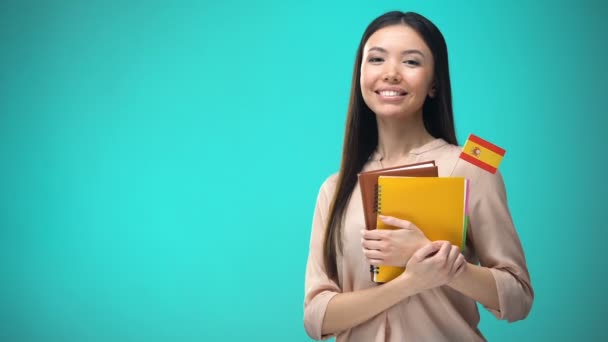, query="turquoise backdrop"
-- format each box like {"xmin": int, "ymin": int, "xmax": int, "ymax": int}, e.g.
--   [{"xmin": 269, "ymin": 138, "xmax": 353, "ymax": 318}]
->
[{"xmin": 2, "ymin": 0, "xmax": 606, "ymax": 341}]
